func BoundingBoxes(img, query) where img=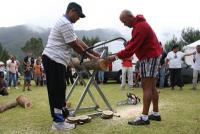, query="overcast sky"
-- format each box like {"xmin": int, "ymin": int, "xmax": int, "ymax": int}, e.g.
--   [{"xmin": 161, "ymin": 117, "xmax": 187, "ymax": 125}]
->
[{"xmin": 1, "ymin": 0, "xmax": 200, "ymax": 41}]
